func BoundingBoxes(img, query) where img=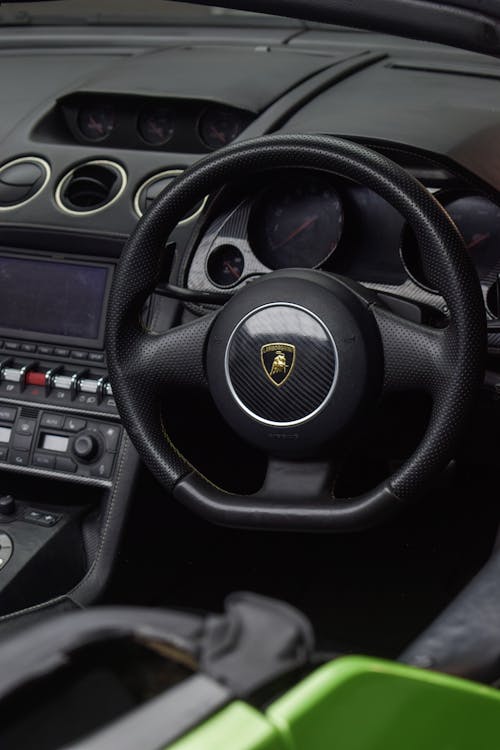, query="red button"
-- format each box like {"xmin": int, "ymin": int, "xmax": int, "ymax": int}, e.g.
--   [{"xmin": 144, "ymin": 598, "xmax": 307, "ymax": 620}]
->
[{"xmin": 26, "ymin": 372, "xmax": 46, "ymax": 387}]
